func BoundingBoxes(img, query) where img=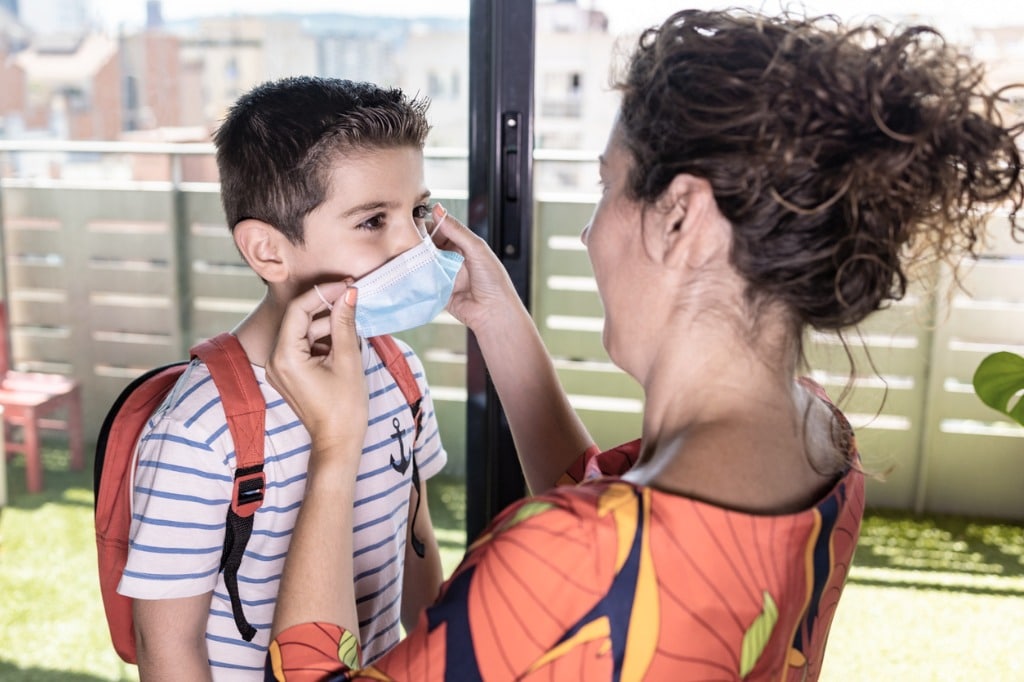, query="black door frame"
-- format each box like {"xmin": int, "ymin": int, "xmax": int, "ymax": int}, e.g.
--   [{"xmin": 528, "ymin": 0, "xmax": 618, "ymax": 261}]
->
[{"xmin": 465, "ymin": 0, "xmax": 535, "ymax": 541}]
